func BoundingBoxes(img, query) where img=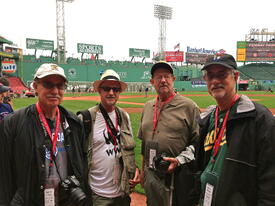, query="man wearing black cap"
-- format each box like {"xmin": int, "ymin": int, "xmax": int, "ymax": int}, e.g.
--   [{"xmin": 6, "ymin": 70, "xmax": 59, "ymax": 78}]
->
[
  {"xmin": 0, "ymin": 83, "xmax": 13, "ymax": 121},
  {"xmin": 196, "ymin": 54, "xmax": 275, "ymax": 205},
  {"xmin": 138, "ymin": 61, "xmax": 200, "ymax": 206}
]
